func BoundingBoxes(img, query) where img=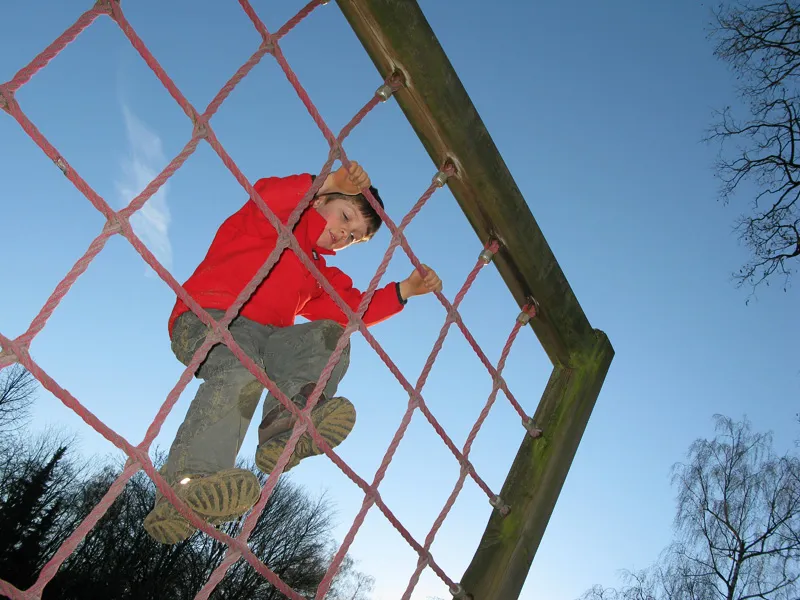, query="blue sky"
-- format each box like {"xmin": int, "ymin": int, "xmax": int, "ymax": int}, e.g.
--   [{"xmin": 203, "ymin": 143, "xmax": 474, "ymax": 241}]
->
[{"xmin": 1, "ymin": 1, "xmax": 798, "ymax": 599}]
